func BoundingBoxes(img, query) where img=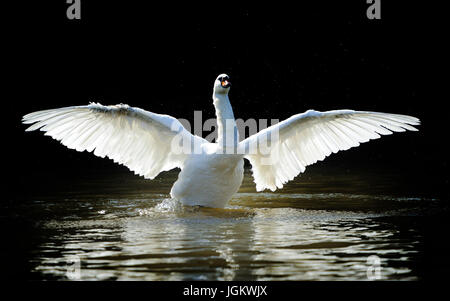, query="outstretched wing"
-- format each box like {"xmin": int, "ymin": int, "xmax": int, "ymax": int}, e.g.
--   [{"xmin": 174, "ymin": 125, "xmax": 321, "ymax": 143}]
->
[
  {"xmin": 238, "ymin": 109, "xmax": 420, "ymax": 191},
  {"xmin": 22, "ymin": 102, "xmax": 207, "ymax": 179}
]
